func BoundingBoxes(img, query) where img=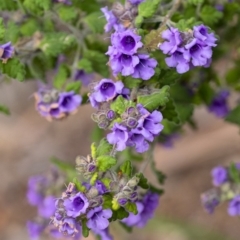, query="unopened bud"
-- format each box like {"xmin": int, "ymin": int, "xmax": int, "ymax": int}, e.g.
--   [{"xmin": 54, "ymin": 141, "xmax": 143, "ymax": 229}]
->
[{"xmin": 127, "ymin": 176, "xmax": 139, "ymax": 188}]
